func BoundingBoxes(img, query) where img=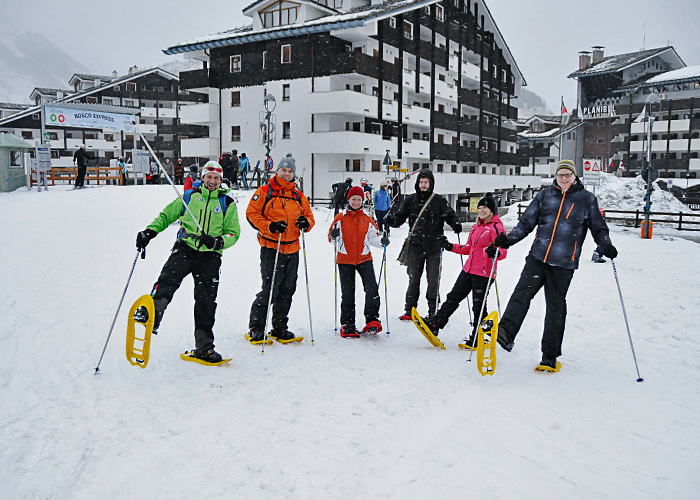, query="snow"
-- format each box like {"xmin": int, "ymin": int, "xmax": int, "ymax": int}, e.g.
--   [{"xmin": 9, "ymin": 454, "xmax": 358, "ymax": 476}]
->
[
  {"xmin": 645, "ymin": 65, "xmax": 700, "ymax": 84},
  {"xmin": 1, "ymin": 182, "xmax": 699, "ymax": 499}
]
